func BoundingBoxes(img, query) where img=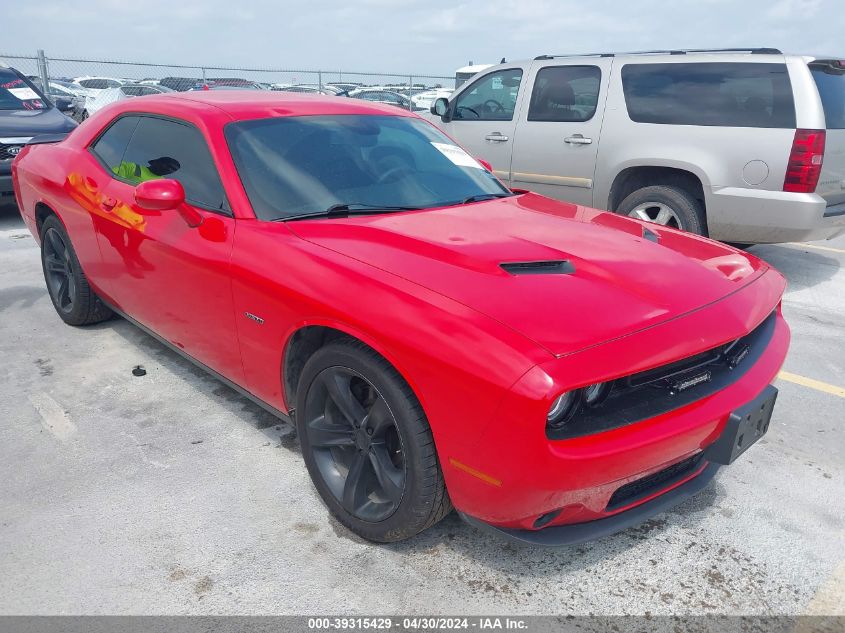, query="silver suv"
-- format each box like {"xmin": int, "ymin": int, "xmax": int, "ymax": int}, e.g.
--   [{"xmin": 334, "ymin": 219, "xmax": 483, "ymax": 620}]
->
[{"xmin": 427, "ymin": 48, "xmax": 845, "ymax": 244}]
